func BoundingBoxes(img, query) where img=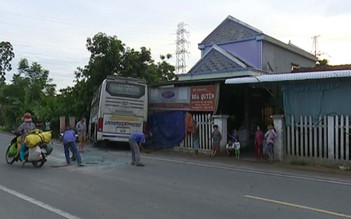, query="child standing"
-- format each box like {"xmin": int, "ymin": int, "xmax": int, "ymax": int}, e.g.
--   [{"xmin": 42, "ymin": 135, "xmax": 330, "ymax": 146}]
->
[
  {"xmin": 210, "ymin": 124, "xmax": 222, "ymax": 157},
  {"xmin": 229, "ymin": 129, "xmax": 240, "ymax": 158},
  {"xmin": 254, "ymin": 125, "xmax": 264, "ymax": 160},
  {"xmin": 225, "ymin": 139, "xmax": 234, "ymax": 156},
  {"xmin": 234, "ymin": 140, "xmax": 241, "ymax": 158}
]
